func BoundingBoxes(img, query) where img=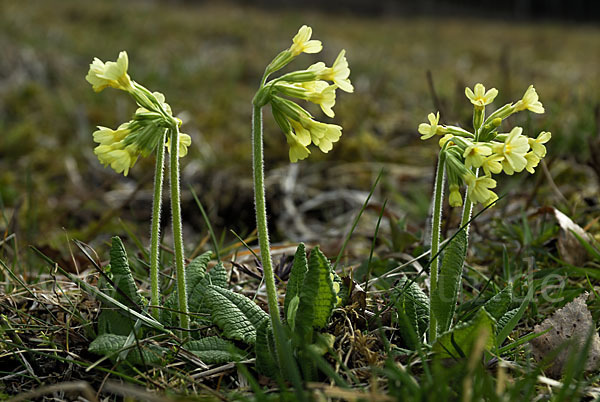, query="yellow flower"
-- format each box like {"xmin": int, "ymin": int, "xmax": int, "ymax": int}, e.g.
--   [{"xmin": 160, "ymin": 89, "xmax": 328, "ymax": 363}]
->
[
  {"xmin": 86, "ymin": 51, "xmax": 133, "ymax": 93},
  {"xmin": 481, "ymin": 154, "xmax": 504, "ymax": 176},
  {"xmin": 418, "ymin": 112, "xmax": 441, "ymax": 140},
  {"xmin": 493, "ymin": 127, "xmax": 530, "ymax": 175},
  {"xmin": 514, "ymin": 85, "xmax": 545, "ymax": 114},
  {"xmin": 305, "ymin": 81, "xmax": 337, "ymax": 118},
  {"xmin": 94, "ymin": 143, "xmax": 139, "ymax": 176},
  {"xmin": 464, "ymin": 174, "xmax": 498, "ymax": 206},
  {"xmin": 166, "ymin": 132, "xmax": 192, "ymax": 157},
  {"xmin": 465, "ymin": 83, "xmax": 498, "ymax": 109},
  {"xmin": 92, "ymin": 123, "xmax": 130, "ymax": 145},
  {"xmin": 463, "ymin": 142, "xmax": 492, "ymax": 168},
  {"xmin": 289, "ymin": 119, "xmax": 312, "ymax": 146},
  {"xmin": 439, "ymin": 134, "xmax": 454, "ymax": 147},
  {"xmin": 310, "ymin": 50, "xmax": 353, "ymax": 93},
  {"xmin": 289, "ymin": 25, "xmax": 322, "ymax": 56},
  {"xmin": 299, "ymin": 117, "xmax": 342, "ymax": 152},
  {"xmin": 528, "ymin": 131, "xmax": 551, "ymax": 158},
  {"xmin": 448, "ymin": 184, "xmax": 463, "ymax": 207},
  {"xmin": 524, "ymin": 152, "xmax": 540, "ymax": 174},
  {"xmin": 285, "ymin": 132, "xmax": 311, "ymax": 162}
]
